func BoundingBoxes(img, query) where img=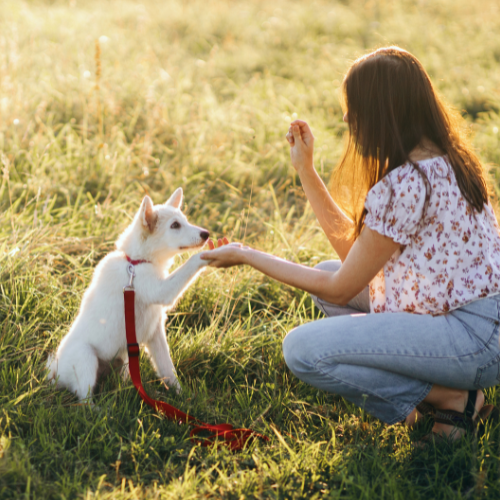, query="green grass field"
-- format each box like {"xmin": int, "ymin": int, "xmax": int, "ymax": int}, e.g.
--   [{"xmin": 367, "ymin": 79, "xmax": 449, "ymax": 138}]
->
[{"xmin": 2, "ymin": 0, "xmax": 500, "ymax": 498}]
